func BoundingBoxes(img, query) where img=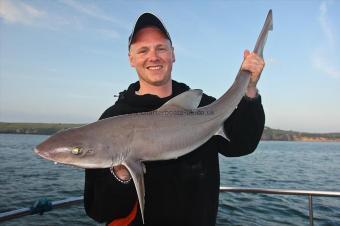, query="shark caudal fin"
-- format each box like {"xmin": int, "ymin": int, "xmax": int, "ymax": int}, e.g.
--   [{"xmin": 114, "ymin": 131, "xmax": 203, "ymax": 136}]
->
[
  {"xmin": 253, "ymin": 9, "xmax": 273, "ymax": 57},
  {"xmin": 122, "ymin": 159, "xmax": 146, "ymax": 223}
]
